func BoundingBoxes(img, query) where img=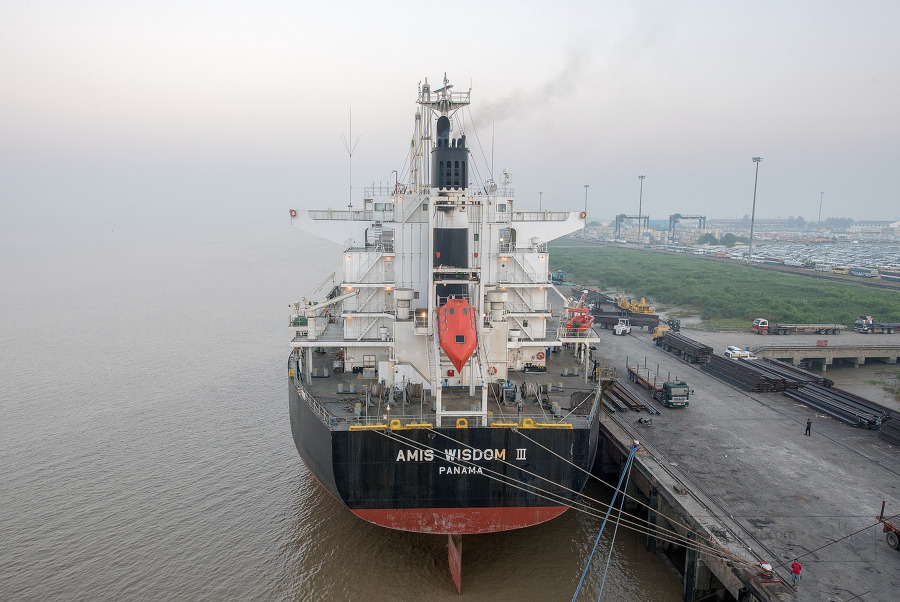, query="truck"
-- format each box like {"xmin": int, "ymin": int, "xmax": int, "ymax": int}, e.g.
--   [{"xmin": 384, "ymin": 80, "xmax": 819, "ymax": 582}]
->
[
  {"xmin": 592, "ymin": 309, "xmax": 659, "ymax": 330},
  {"xmin": 651, "ymin": 325, "xmax": 670, "ymax": 340},
  {"xmin": 627, "ymin": 364, "xmax": 691, "ymax": 408},
  {"xmin": 550, "ymin": 270, "xmax": 566, "ymax": 284},
  {"xmin": 877, "ymin": 501, "xmax": 900, "ymax": 551},
  {"xmin": 613, "ymin": 318, "xmax": 631, "ymax": 336},
  {"xmin": 655, "ymin": 332, "xmax": 713, "ymax": 363},
  {"xmin": 751, "ymin": 318, "xmax": 846, "ymax": 335},
  {"xmin": 854, "ymin": 316, "xmax": 900, "ymax": 334}
]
